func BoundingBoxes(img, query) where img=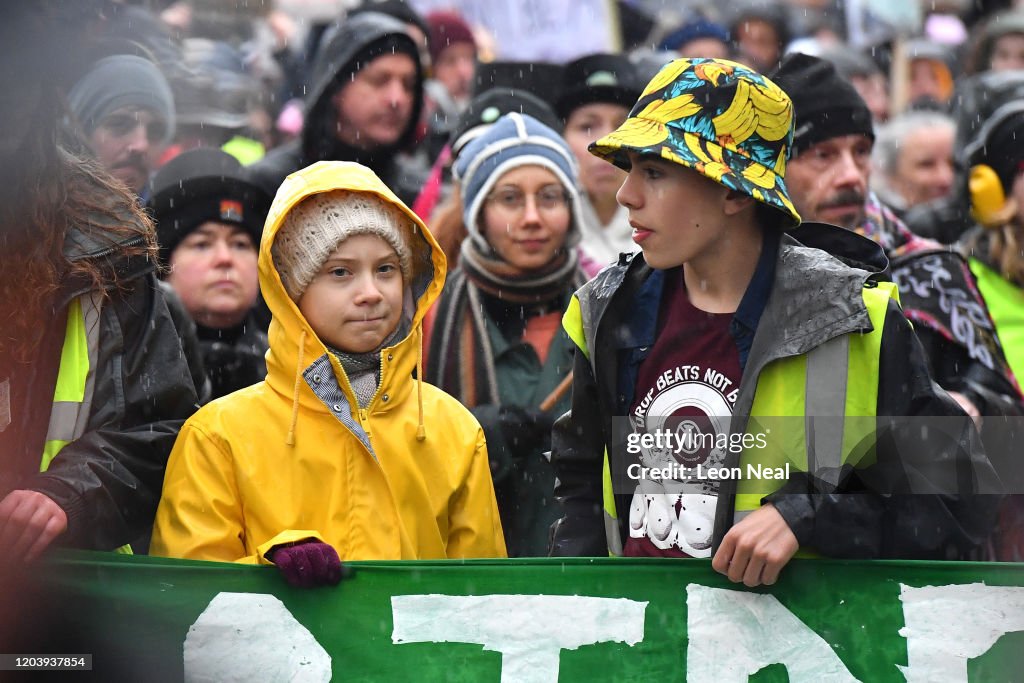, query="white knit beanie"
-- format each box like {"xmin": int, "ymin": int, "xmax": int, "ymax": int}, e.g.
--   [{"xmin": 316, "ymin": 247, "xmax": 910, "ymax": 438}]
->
[{"xmin": 273, "ymin": 190, "xmax": 415, "ymax": 301}]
